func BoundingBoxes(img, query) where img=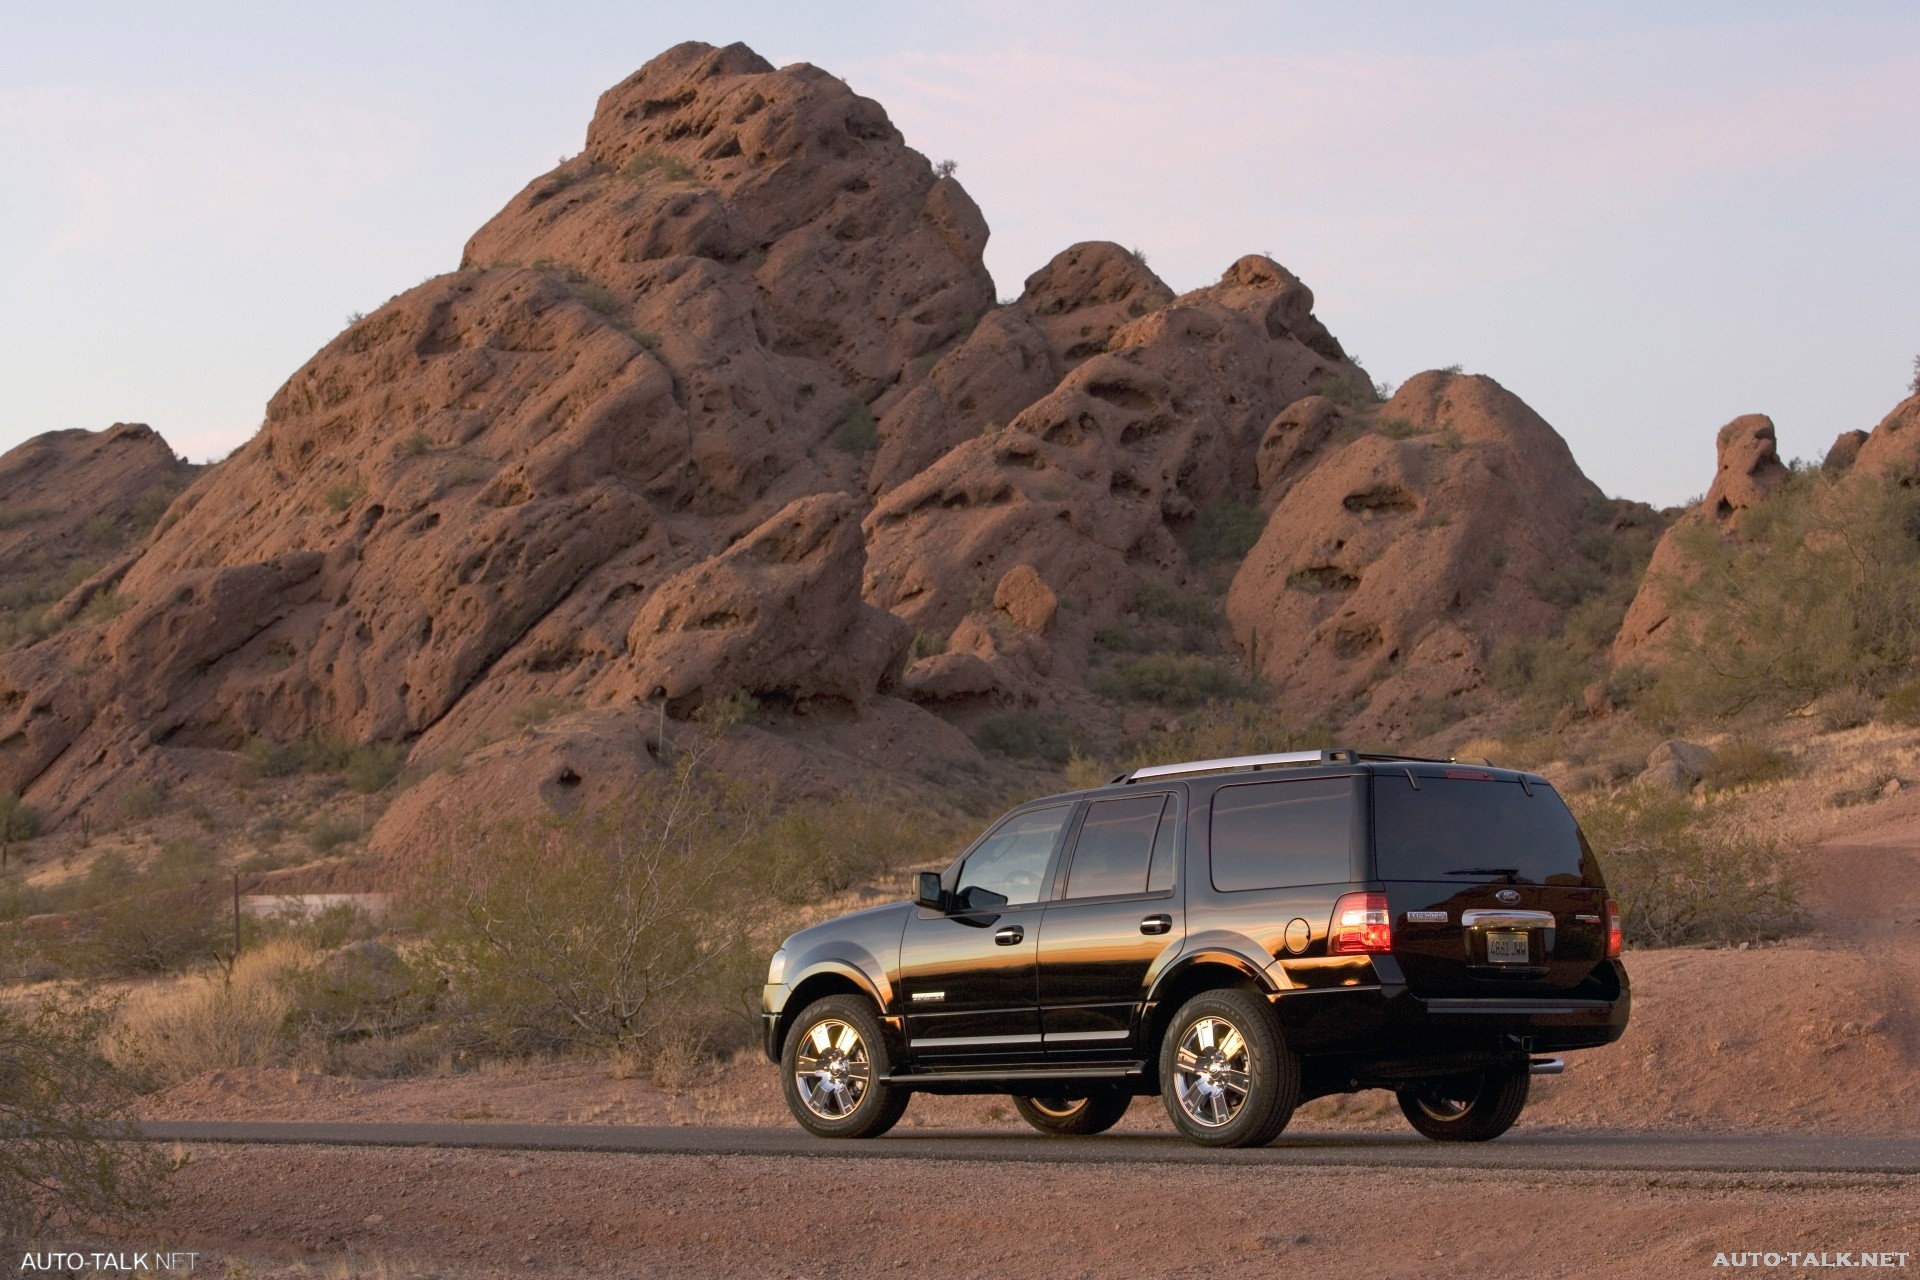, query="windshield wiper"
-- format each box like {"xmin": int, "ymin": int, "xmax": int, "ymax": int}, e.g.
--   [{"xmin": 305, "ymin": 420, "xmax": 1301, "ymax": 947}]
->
[{"xmin": 1446, "ymin": 866, "xmax": 1520, "ymax": 883}]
